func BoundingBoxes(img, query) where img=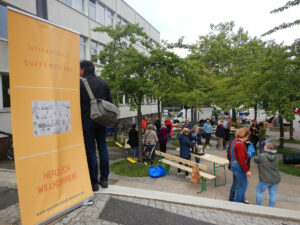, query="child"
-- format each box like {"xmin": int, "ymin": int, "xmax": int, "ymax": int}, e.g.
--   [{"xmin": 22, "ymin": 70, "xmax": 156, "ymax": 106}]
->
[
  {"xmin": 253, "ymin": 142, "xmax": 280, "ymax": 207},
  {"xmin": 216, "ymin": 121, "xmax": 226, "ymax": 150}
]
